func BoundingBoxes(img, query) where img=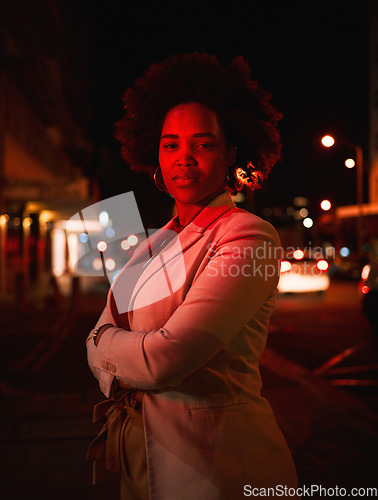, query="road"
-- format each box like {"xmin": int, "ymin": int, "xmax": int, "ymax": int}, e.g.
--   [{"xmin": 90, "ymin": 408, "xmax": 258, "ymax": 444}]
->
[
  {"xmin": 1, "ymin": 276, "xmax": 377, "ymax": 498},
  {"xmin": 266, "ymin": 279, "xmax": 378, "ymax": 408}
]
